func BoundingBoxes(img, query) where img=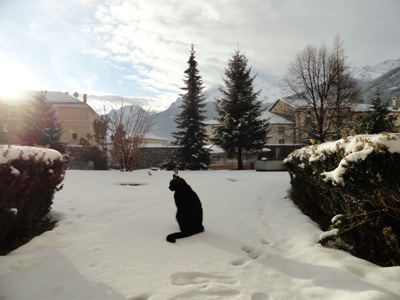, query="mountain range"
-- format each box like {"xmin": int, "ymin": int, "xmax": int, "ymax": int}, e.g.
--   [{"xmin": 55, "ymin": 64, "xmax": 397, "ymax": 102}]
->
[{"xmin": 91, "ymin": 58, "xmax": 400, "ymax": 140}]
